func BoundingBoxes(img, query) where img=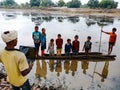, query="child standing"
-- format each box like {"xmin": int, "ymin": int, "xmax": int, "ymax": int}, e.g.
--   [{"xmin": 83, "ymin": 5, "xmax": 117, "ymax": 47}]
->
[
  {"xmin": 56, "ymin": 34, "xmax": 63, "ymax": 56},
  {"xmin": 102, "ymin": 28, "xmax": 117, "ymax": 55},
  {"xmin": 65, "ymin": 39, "xmax": 72, "ymax": 56},
  {"xmin": 47, "ymin": 39, "xmax": 54, "ymax": 56},
  {"xmin": 32, "ymin": 26, "xmax": 41, "ymax": 57},
  {"xmin": 82, "ymin": 36, "xmax": 92, "ymax": 55},
  {"xmin": 41, "ymin": 28, "xmax": 46, "ymax": 56},
  {"xmin": 72, "ymin": 35, "xmax": 80, "ymax": 55}
]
